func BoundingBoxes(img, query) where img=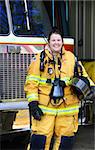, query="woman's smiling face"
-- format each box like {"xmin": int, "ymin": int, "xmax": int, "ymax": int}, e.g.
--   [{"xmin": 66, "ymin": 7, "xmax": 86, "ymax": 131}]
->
[{"xmin": 48, "ymin": 33, "xmax": 63, "ymax": 53}]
